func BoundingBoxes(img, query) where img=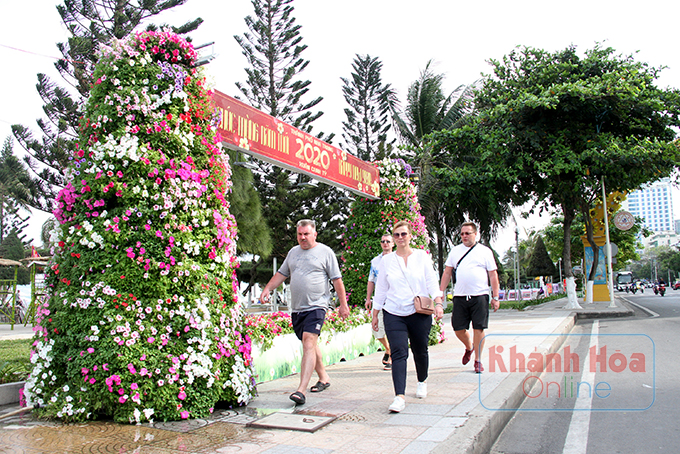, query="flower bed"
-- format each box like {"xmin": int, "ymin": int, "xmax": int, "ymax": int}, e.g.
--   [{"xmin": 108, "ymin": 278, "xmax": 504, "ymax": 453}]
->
[{"xmin": 245, "ymin": 308, "xmax": 445, "ymax": 383}]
